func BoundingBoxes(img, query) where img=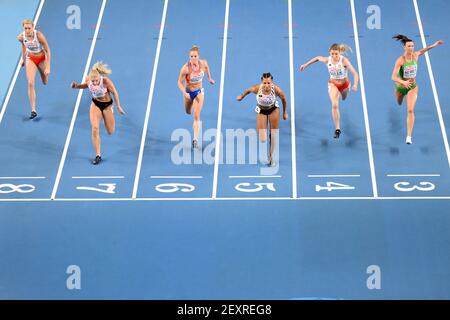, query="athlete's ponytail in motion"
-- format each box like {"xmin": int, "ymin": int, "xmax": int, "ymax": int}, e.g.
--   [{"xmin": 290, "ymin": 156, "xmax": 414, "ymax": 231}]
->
[
  {"xmin": 90, "ymin": 61, "xmax": 112, "ymax": 77},
  {"xmin": 329, "ymin": 43, "xmax": 352, "ymax": 55},
  {"xmin": 392, "ymin": 34, "xmax": 413, "ymax": 45}
]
